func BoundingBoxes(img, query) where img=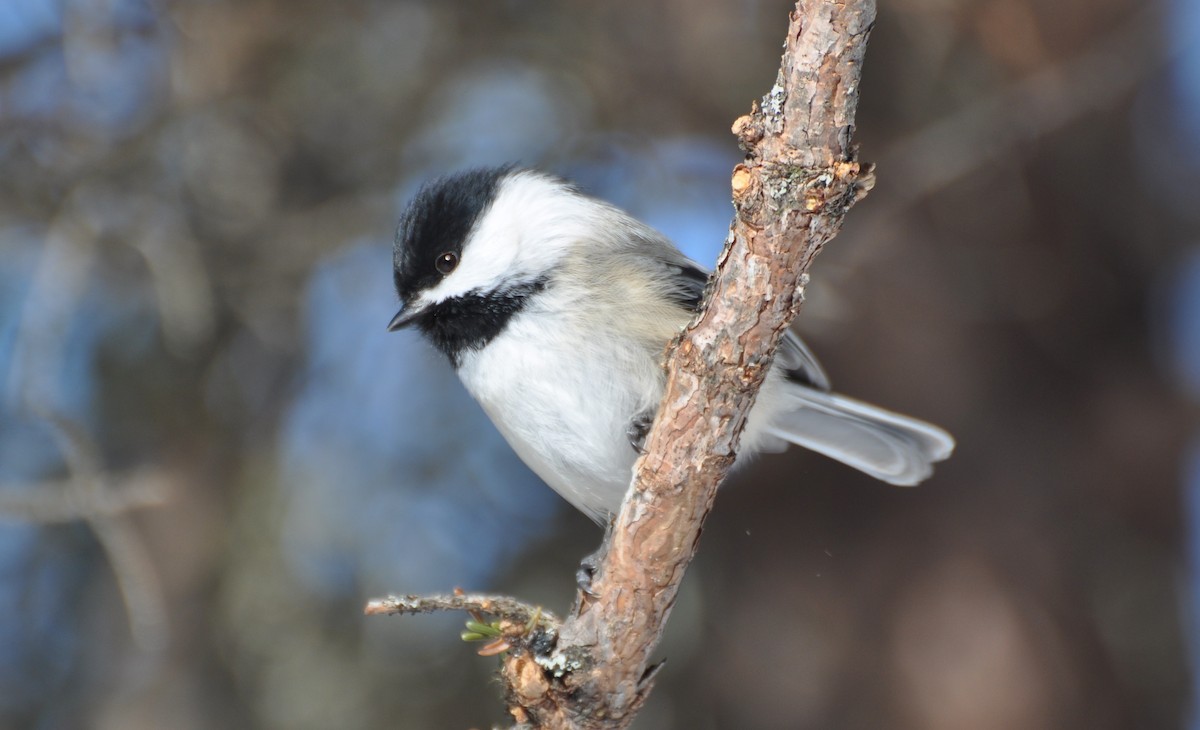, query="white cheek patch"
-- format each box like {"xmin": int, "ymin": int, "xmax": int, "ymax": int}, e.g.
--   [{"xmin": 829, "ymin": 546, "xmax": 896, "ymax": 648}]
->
[
  {"xmin": 415, "ymin": 170, "xmax": 601, "ymax": 307},
  {"xmin": 421, "ymin": 235, "xmax": 520, "ymax": 305}
]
